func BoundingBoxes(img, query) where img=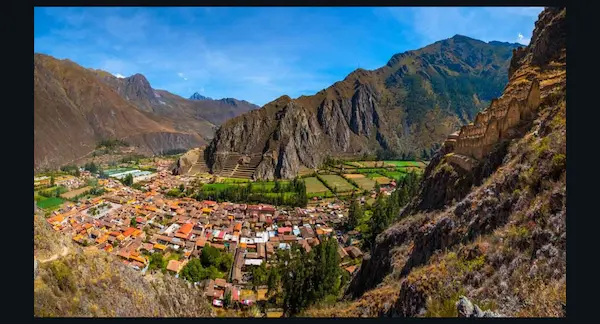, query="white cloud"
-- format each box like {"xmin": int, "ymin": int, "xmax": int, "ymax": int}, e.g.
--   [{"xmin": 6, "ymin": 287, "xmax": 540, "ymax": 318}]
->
[
  {"xmin": 517, "ymin": 32, "xmax": 530, "ymax": 45},
  {"xmin": 177, "ymin": 72, "xmax": 188, "ymax": 81},
  {"xmin": 114, "ymin": 73, "xmax": 125, "ymax": 78}
]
